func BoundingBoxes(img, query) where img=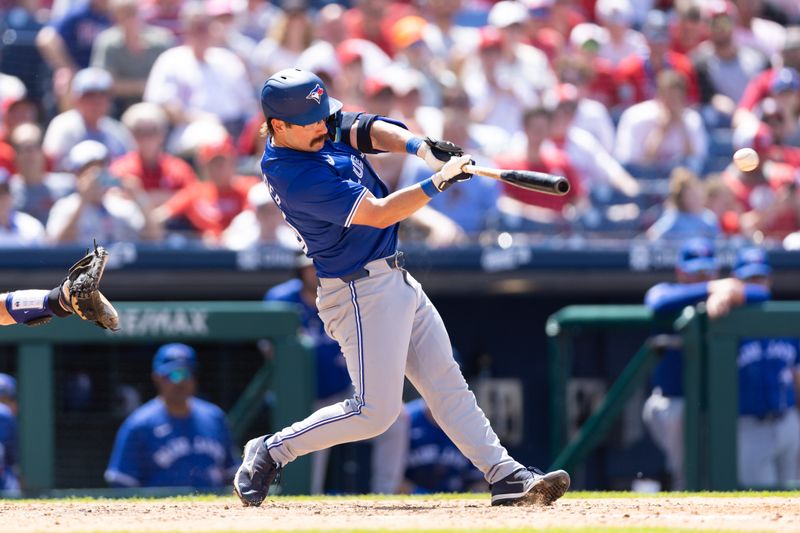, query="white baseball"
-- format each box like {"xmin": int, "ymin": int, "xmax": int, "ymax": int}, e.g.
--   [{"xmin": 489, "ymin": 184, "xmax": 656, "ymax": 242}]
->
[{"xmin": 733, "ymin": 148, "xmax": 759, "ymax": 172}]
